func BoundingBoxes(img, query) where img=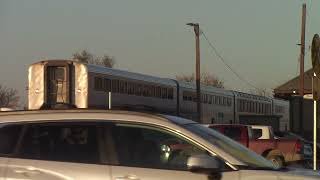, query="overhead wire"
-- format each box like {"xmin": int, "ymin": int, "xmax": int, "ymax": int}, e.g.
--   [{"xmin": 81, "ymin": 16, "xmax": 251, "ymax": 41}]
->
[{"xmin": 200, "ymin": 29, "xmax": 270, "ymax": 94}]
